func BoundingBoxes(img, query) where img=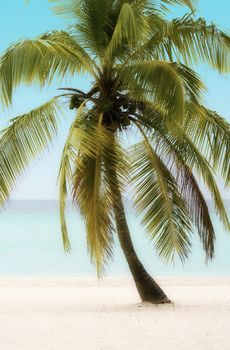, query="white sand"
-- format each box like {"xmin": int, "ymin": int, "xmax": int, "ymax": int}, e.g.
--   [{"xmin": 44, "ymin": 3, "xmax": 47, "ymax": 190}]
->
[{"xmin": 0, "ymin": 277, "xmax": 229, "ymax": 350}]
